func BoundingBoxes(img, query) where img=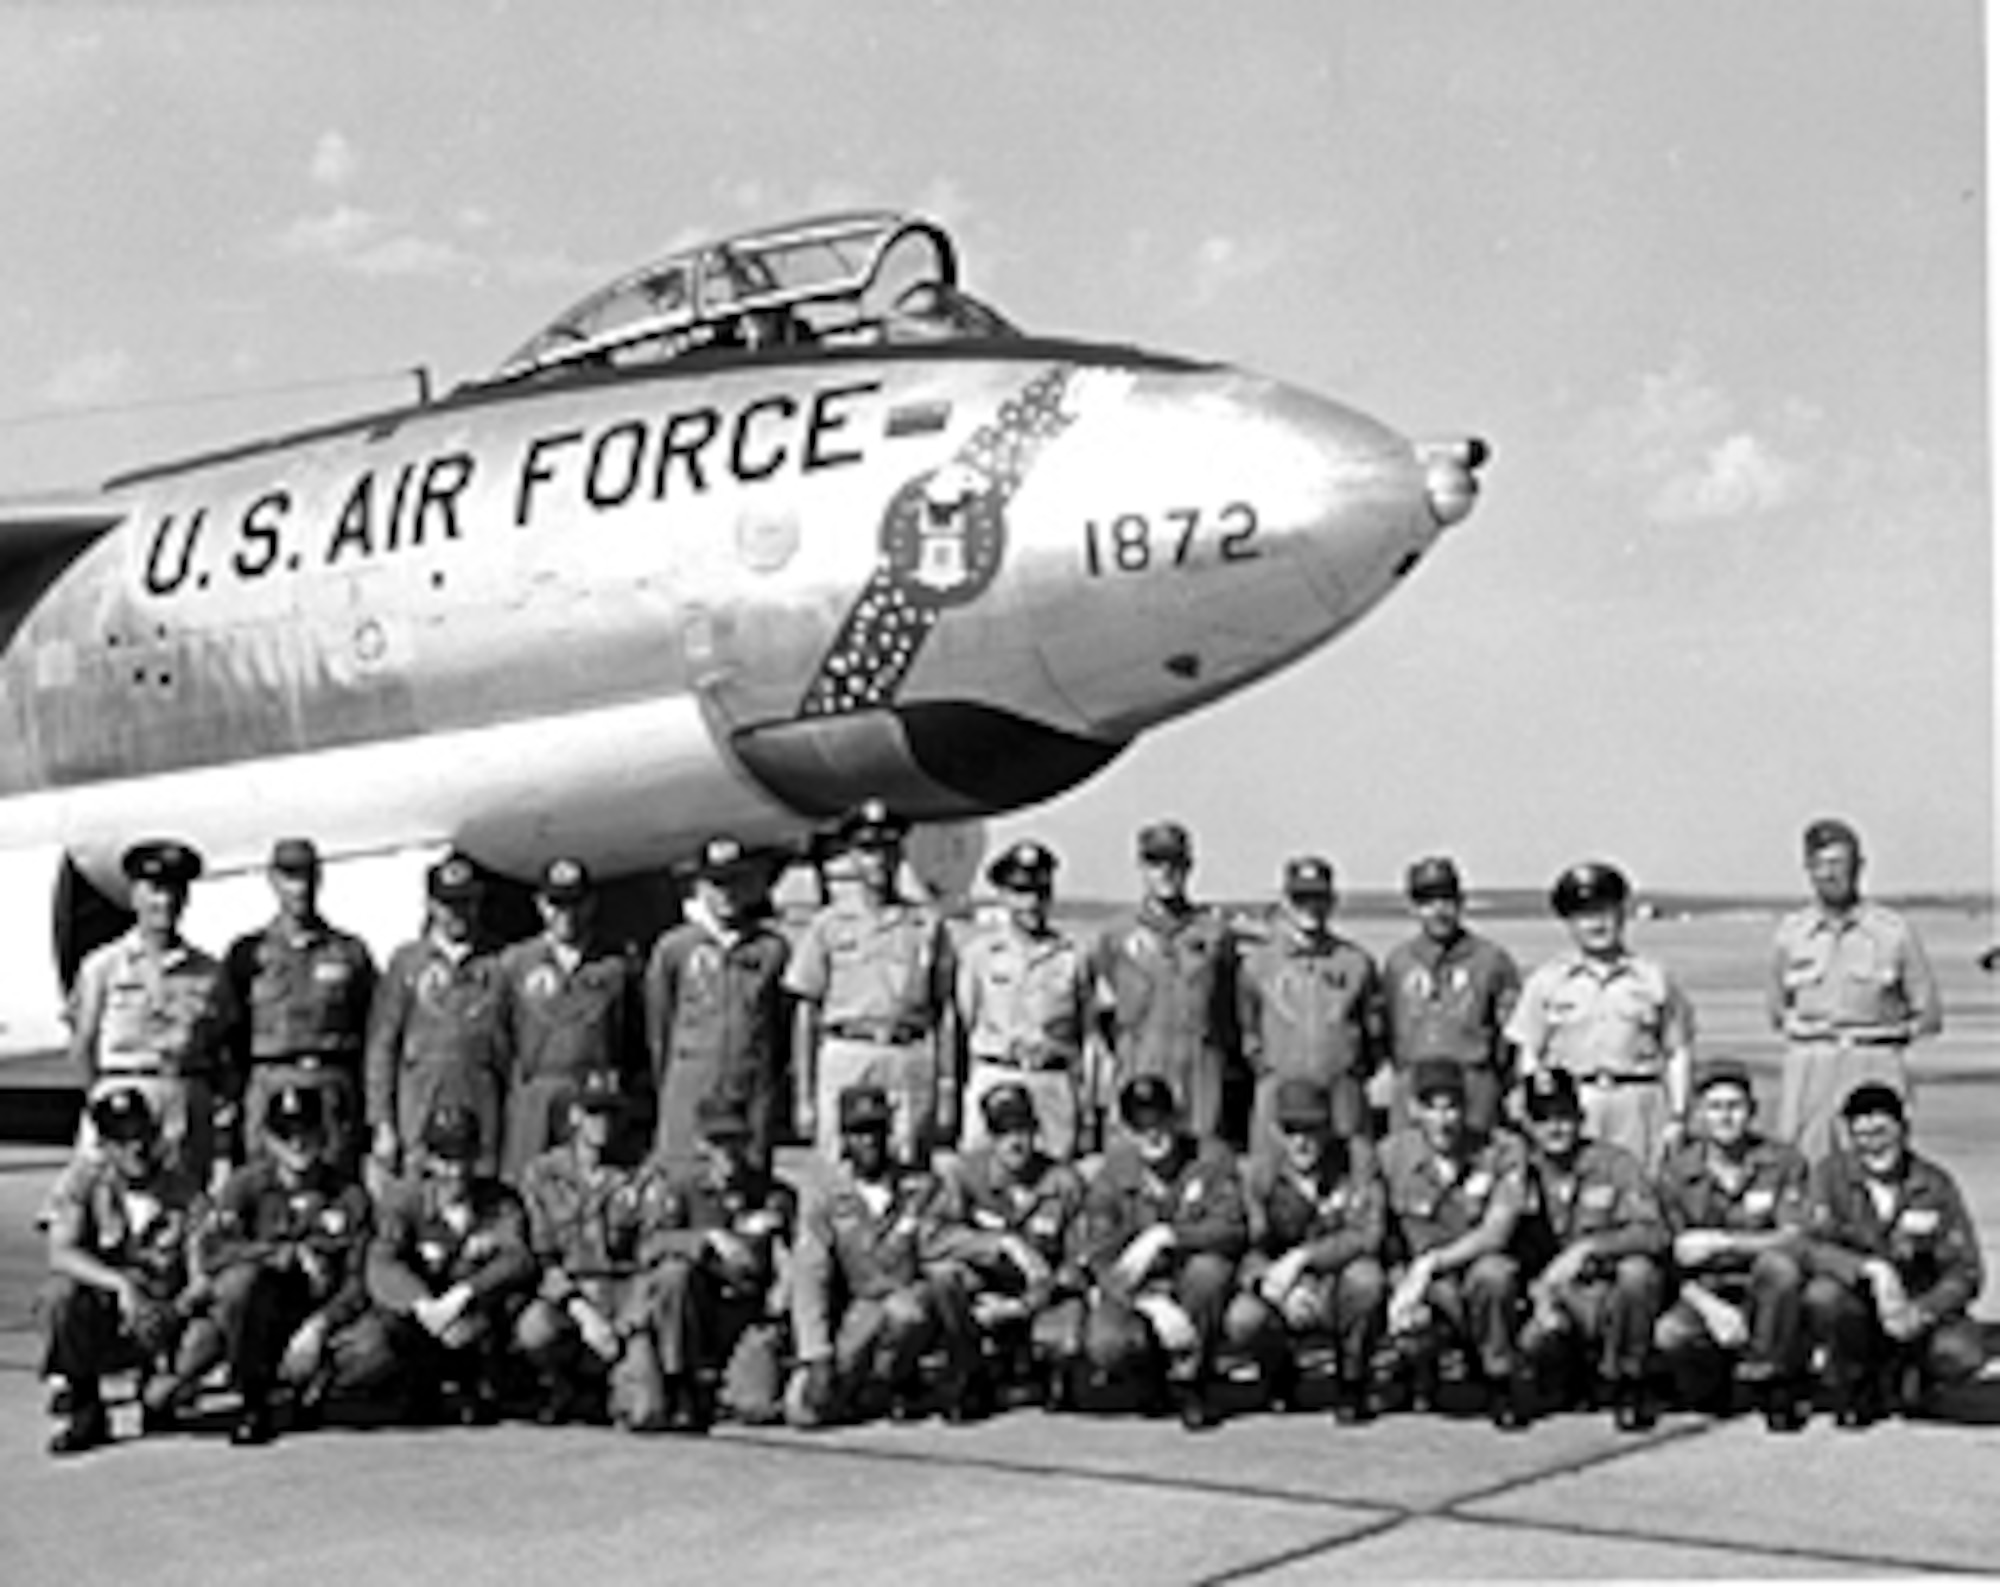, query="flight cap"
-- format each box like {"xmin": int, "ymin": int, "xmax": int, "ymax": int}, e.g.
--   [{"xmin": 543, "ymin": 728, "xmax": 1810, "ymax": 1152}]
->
[
  {"xmin": 1282, "ymin": 855, "xmax": 1335, "ymax": 898},
  {"xmin": 538, "ymin": 857, "xmax": 593, "ymax": 903},
  {"xmin": 90, "ymin": 1086, "xmax": 158, "ymax": 1144},
  {"xmin": 979, "ymin": 1082, "xmax": 1039, "ymax": 1137},
  {"xmin": 838, "ymin": 1084, "xmax": 894, "ymax": 1134},
  {"xmin": 1693, "ymin": 1057, "xmax": 1756, "ymax": 1098},
  {"xmin": 1137, "ymin": 821, "xmax": 1192, "ymax": 865},
  {"xmin": 1550, "ymin": 861, "xmax": 1630, "ymax": 917},
  {"xmin": 123, "ymin": 839, "xmax": 203, "ymax": 888},
  {"xmin": 695, "ymin": 1094, "xmax": 753, "ymax": 1141},
  {"xmin": 1409, "ymin": 1056, "xmax": 1468, "ymax": 1104},
  {"xmin": 427, "ymin": 853, "xmax": 484, "ymax": 904},
  {"xmin": 265, "ymin": 1084, "xmax": 327, "ymax": 1141},
  {"xmin": 268, "ymin": 837, "xmax": 320, "ymax": 875},
  {"xmin": 837, "ymin": 798, "xmax": 909, "ymax": 851},
  {"xmin": 1523, "ymin": 1068, "xmax": 1584, "ymax": 1121},
  {"xmin": 571, "ymin": 1069, "xmax": 631, "ymax": 1114},
  {"xmin": 987, "ymin": 840, "xmax": 1058, "ymax": 892},
  {"xmin": 1406, "ymin": 855, "xmax": 1463, "ymax": 901},
  {"xmin": 1117, "ymin": 1074, "xmax": 1179, "ymax": 1130},
  {"xmin": 1802, "ymin": 817, "xmax": 1863, "ymax": 857},
  {"xmin": 1841, "ymin": 1082, "xmax": 1905, "ymax": 1125},
  {"xmin": 1274, "ymin": 1077, "xmax": 1333, "ymax": 1131},
  {"xmin": 421, "ymin": 1104, "xmax": 482, "ymax": 1161},
  {"xmin": 693, "ymin": 834, "xmax": 758, "ymax": 880}
]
